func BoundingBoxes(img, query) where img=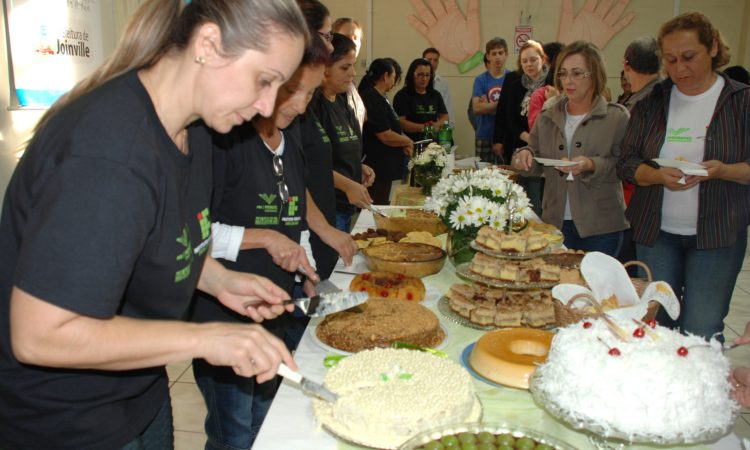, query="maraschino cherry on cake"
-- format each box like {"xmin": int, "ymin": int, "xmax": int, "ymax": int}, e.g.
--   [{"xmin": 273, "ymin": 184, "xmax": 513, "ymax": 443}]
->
[
  {"xmin": 531, "ymin": 317, "xmax": 739, "ymax": 444},
  {"xmin": 349, "ymin": 271, "xmax": 425, "ymax": 302}
]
